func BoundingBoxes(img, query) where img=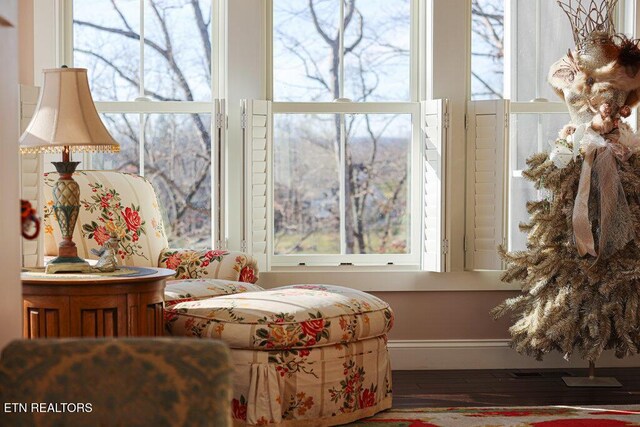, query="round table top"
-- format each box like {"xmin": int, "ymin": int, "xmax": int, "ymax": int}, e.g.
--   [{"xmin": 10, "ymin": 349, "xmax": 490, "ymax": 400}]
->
[{"xmin": 21, "ymin": 267, "xmax": 176, "ymax": 285}]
